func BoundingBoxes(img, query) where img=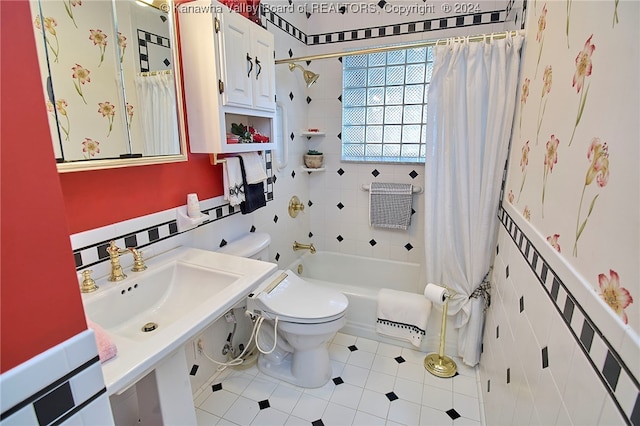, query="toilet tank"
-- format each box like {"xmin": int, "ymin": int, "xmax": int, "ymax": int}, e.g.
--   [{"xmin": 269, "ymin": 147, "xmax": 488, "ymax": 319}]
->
[{"xmin": 216, "ymin": 232, "xmax": 271, "ymax": 261}]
